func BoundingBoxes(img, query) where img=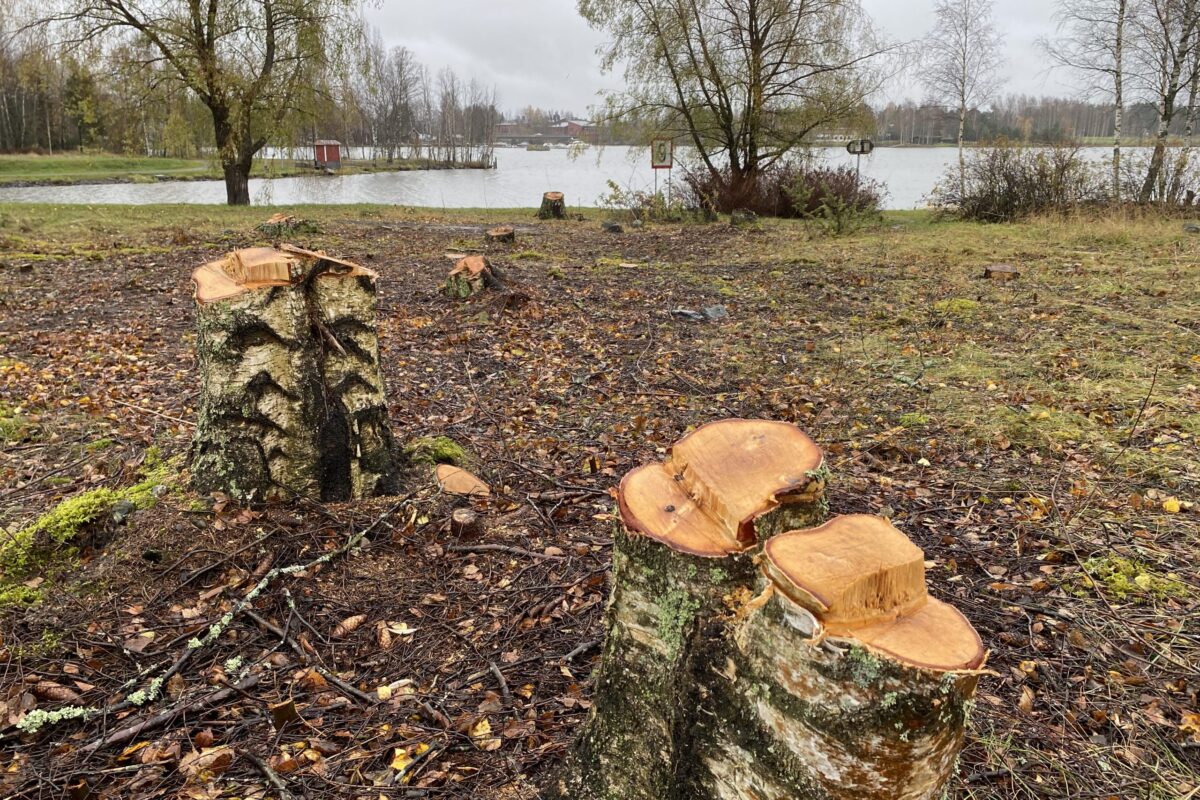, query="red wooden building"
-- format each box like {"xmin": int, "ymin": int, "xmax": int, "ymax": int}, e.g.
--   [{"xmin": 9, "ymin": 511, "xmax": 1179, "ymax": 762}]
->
[{"xmin": 314, "ymin": 140, "xmax": 341, "ymax": 169}]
